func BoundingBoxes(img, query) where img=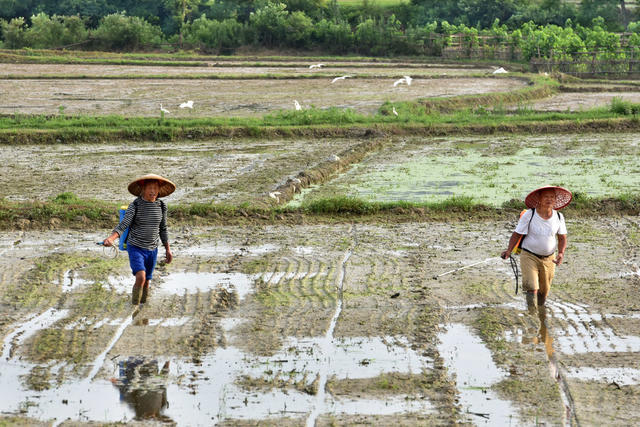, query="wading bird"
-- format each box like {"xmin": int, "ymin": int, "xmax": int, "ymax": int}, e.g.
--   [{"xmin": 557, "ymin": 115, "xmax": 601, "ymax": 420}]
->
[
  {"xmin": 331, "ymin": 75, "xmax": 352, "ymax": 83},
  {"xmin": 179, "ymin": 100, "xmax": 194, "ymax": 109},
  {"xmin": 492, "ymin": 67, "xmax": 508, "ymax": 74},
  {"xmin": 392, "ymin": 106, "xmax": 398, "ymax": 116},
  {"xmin": 309, "ymin": 64, "xmax": 325, "ymax": 69},
  {"xmin": 294, "ymin": 100, "xmax": 302, "ymax": 110},
  {"xmin": 160, "ymin": 104, "xmax": 170, "ymax": 114}
]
